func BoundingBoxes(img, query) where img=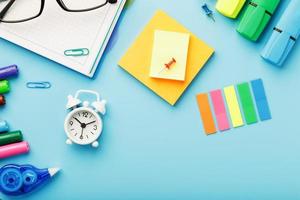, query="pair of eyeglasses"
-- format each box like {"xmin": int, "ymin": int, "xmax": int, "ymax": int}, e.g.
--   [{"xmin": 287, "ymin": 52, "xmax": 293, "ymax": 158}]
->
[{"xmin": 0, "ymin": 0, "xmax": 117, "ymax": 23}]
